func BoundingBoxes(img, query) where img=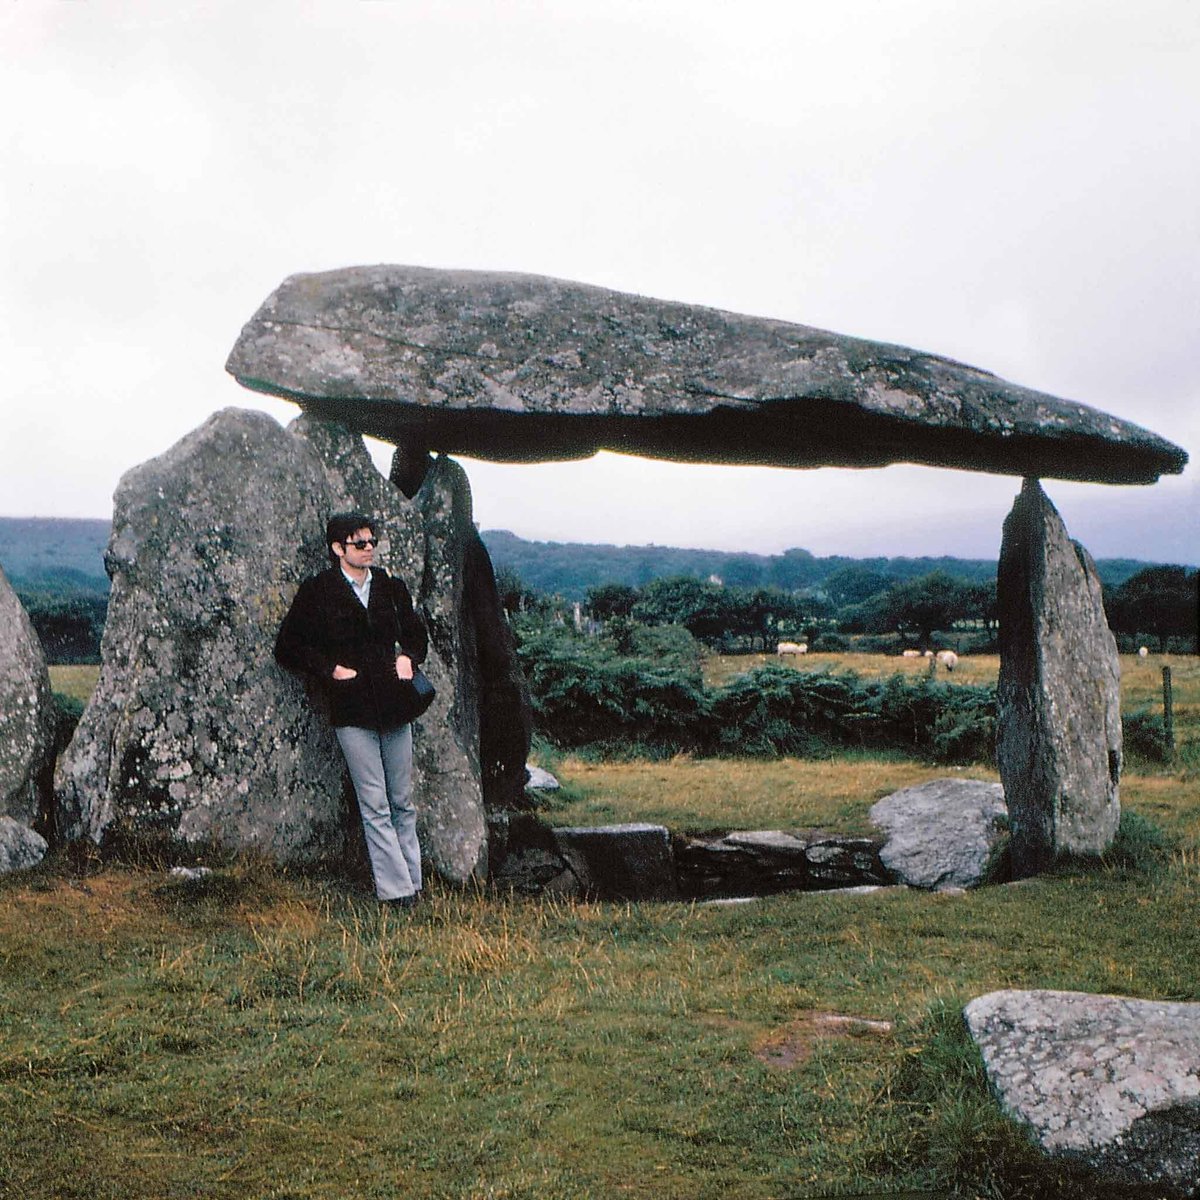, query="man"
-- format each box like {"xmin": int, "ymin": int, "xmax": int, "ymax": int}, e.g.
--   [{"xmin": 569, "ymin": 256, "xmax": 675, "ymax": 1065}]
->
[{"xmin": 275, "ymin": 512, "xmax": 429, "ymax": 907}]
